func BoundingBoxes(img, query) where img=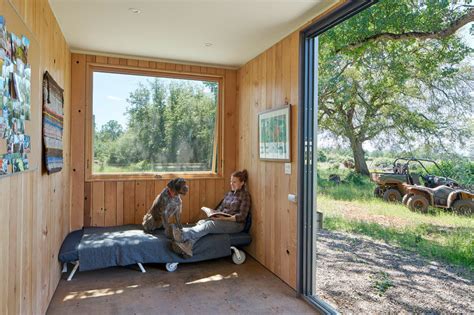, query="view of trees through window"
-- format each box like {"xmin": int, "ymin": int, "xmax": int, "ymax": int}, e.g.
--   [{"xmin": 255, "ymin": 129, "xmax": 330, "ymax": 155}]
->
[
  {"xmin": 92, "ymin": 72, "xmax": 218, "ymax": 173},
  {"xmin": 315, "ymin": 1, "xmax": 473, "ymax": 313}
]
